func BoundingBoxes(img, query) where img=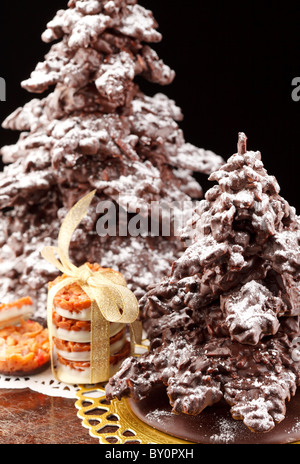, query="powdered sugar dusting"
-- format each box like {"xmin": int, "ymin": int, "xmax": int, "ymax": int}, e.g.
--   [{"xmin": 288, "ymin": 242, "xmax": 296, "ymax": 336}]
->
[
  {"xmin": 145, "ymin": 408, "xmax": 175, "ymax": 423},
  {"xmin": 210, "ymin": 417, "xmax": 240, "ymax": 444}
]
